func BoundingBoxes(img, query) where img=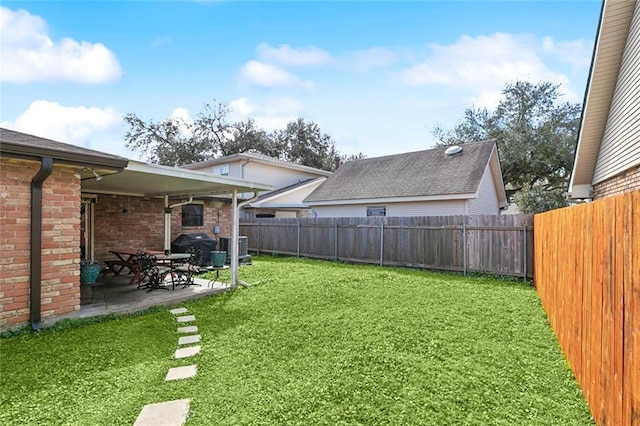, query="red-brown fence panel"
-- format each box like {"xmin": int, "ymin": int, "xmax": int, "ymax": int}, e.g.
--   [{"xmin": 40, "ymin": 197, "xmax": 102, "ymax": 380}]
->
[{"xmin": 534, "ymin": 190, "xmax": 639, "ymax": 426}]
